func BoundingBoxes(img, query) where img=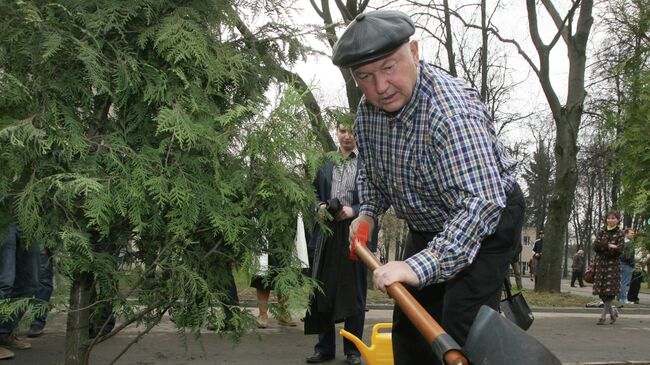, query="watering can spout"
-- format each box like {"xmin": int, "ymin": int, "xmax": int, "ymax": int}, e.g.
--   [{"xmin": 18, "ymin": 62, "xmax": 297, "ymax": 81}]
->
[
  {"xmin": 340, "ymin": 329, "xmax": 370, "ymax": 358},
  {"xmin": 340, "ymin": 323, "xmax": 394, "ymax": 365}
]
